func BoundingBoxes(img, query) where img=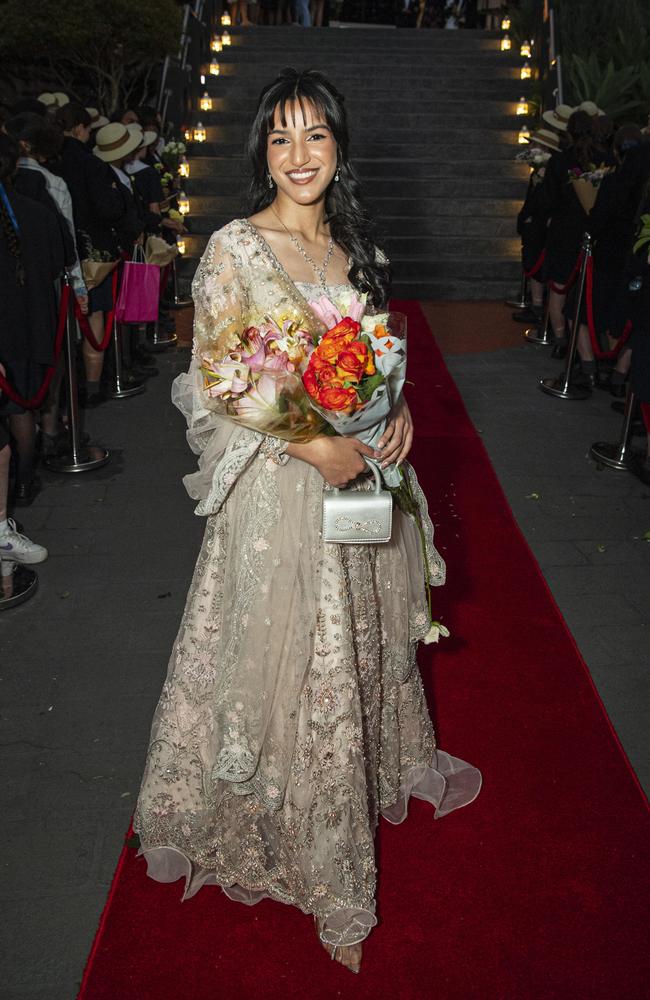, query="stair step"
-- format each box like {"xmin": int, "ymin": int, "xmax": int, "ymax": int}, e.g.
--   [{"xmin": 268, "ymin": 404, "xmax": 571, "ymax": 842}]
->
[
  {"xmin": 201, "ymin": 80, "xmax": 527, "ymax": 98},
  {"xmin": 188, "ymin": 126, "xmax": 520, "ymax": 147},
  {"xmin": 185, "ymin": 158, "xmax": 527, "ymax": 181},
  {"xmin": 195, "ymin": 110, "xmax": 521, "ymax": 129},
  {"xmin": 206, "ymin": 62, "xmax": 520, "ymax": 81},
  {"xmin": 182, "ymin": 176, "xmax": 523, "ymax": 199}
]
